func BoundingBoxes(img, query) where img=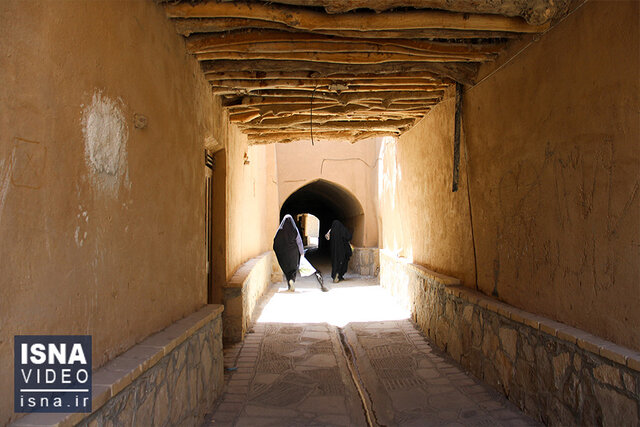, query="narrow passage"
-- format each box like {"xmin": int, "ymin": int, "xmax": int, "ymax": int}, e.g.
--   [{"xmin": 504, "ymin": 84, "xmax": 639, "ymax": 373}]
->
[{"xmin": 204, "ymin": 269, "xmax": 538, "ymax": 426}]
